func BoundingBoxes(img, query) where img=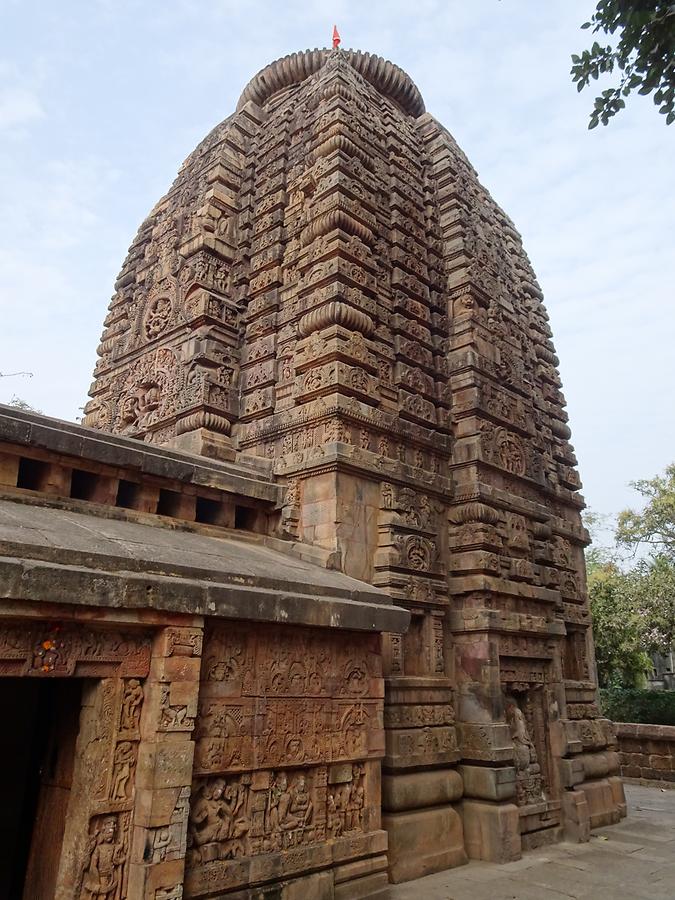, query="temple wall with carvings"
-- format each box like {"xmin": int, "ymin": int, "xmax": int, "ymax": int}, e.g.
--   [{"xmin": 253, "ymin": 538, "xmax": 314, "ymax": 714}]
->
[
  {"xmin": 0, "ymin": 406, "xmax": 407, "ymax": 898},
  {"xmin": 0, "ymin": 41, "xmax": 628, "ymax": 900},
  {"xmin": 0, "ymin": 606, "xmax": 392, "ymax": 899},
  {"xmin": 185, "ymin": 622, "xmax": 386, "ymax": 897}
]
